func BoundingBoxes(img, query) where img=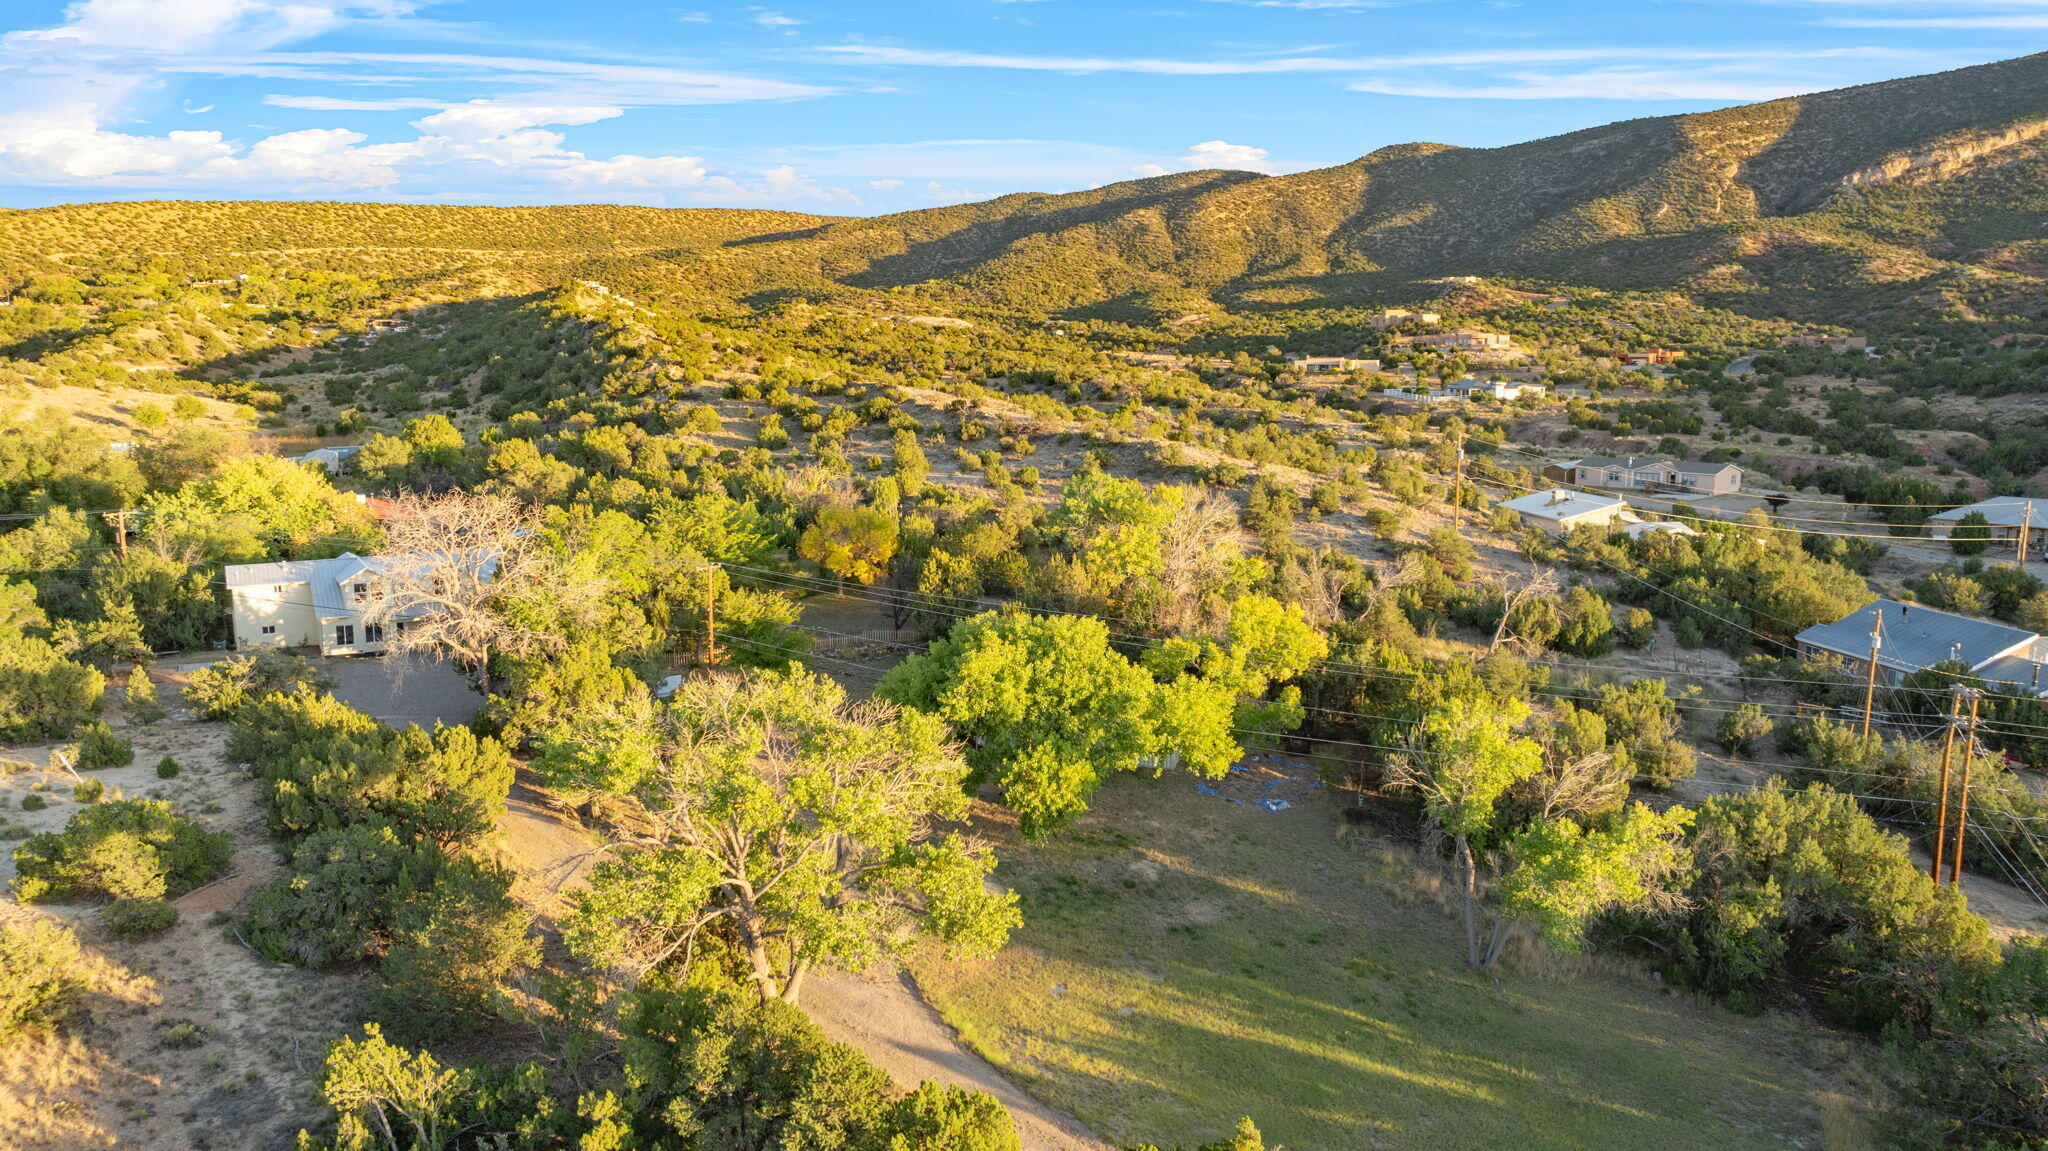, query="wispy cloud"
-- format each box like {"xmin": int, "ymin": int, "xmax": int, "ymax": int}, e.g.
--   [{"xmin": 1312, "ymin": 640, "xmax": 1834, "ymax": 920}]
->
[
  {"xmin": 816, "ymin": 42, "xmax": 1919, "ymax": 76},
  {"xmin": 1821, "ymin": 14, "xmax": 2048, "ymax": 28}
]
